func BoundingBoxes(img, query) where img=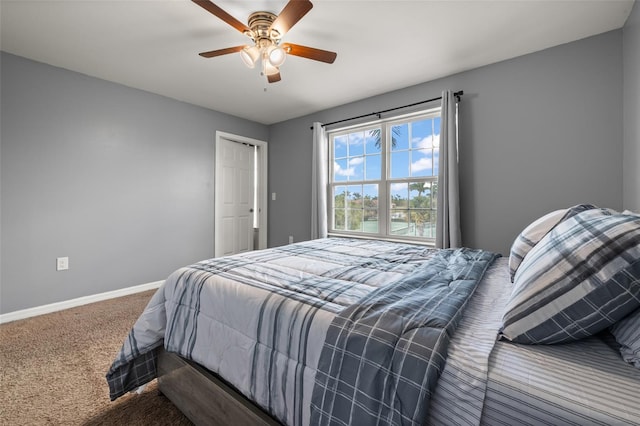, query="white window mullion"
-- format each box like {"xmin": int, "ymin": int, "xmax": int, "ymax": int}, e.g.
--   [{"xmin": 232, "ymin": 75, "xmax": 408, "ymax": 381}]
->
[{"xmin": 379, "ymin": 124, "xmax": 389, "ymax": 237}]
